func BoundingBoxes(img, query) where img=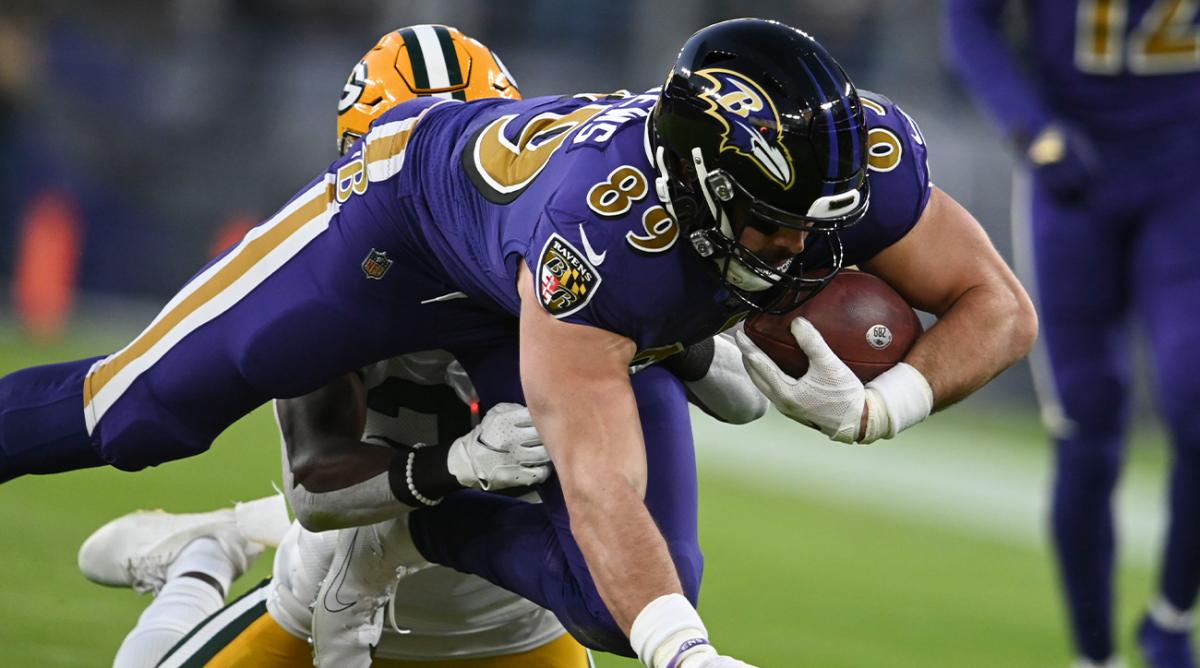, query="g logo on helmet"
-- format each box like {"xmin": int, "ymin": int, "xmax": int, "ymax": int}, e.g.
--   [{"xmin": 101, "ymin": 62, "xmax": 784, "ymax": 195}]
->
[{"xmin": 695, "ymin": 68, "xmax": 794, "ymax": 189}]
